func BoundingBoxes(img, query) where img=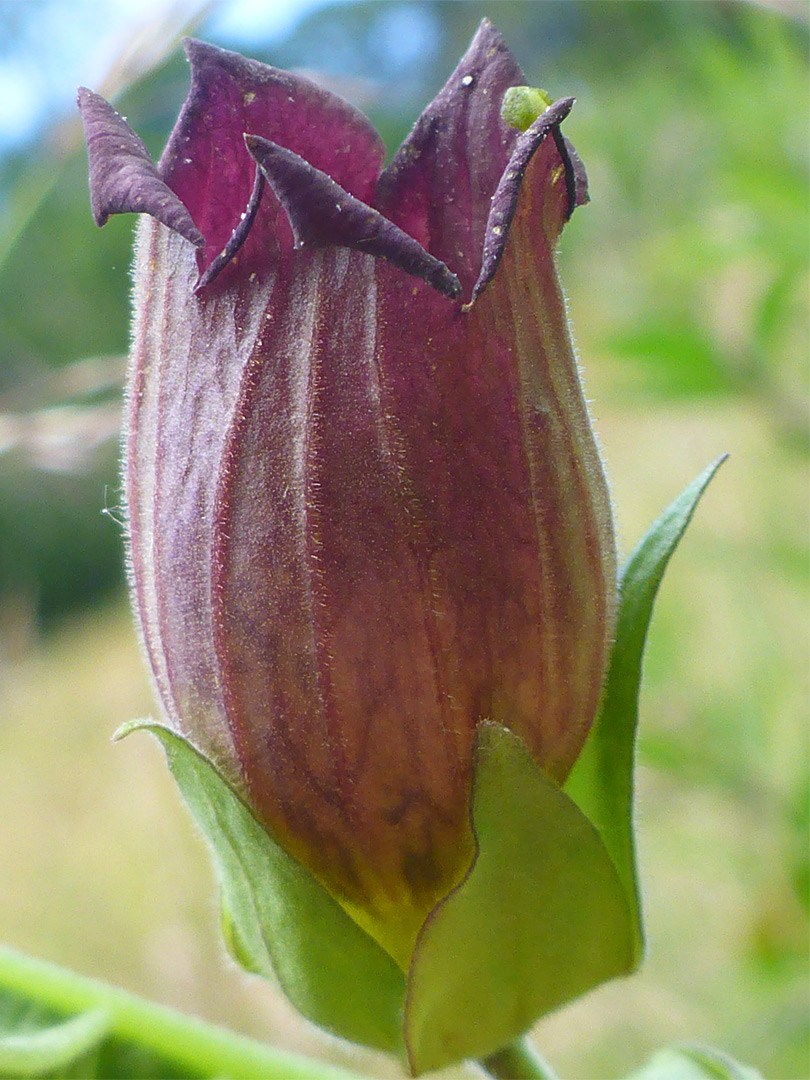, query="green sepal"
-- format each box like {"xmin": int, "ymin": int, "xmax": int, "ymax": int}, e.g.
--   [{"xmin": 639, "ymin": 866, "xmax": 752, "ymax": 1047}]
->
[
  {"xmin": 114, "ymin": 721, "xmax": 406, "ymax": 1056},
  {"xmin": 0, "ymin": 1004, "xmax": 109, "ymax": 1078},
  {"xmin": 626, "ymin": 1043, "xmax": 762, "ymax": 1080},
  {"xmin": 403, "ymin": 723, "xmax": 635, "ymax": 1075},
  {"xmin": 565, "ymin": 456, "xmax": 727, "ymax": 961}
]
